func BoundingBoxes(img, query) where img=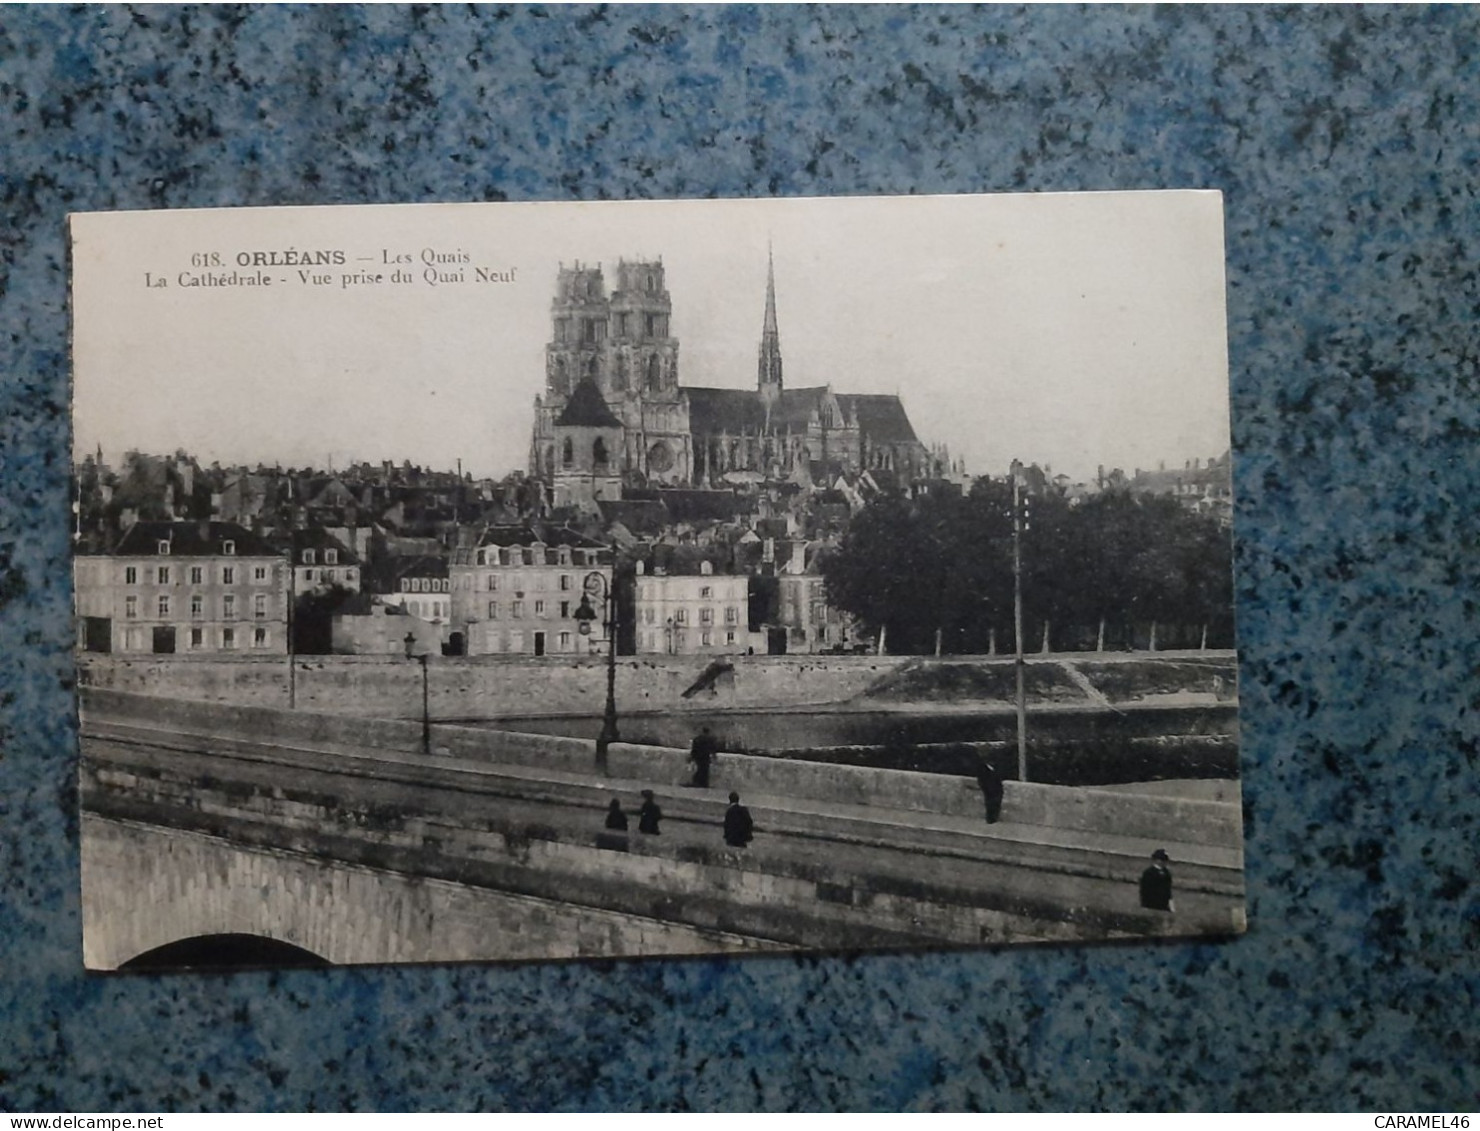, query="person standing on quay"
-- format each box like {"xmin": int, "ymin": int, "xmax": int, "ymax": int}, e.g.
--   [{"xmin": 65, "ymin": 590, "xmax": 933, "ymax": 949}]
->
[
  {"xmin": 723, "ymin": 791, "xmax": 754, "ymax": 848},
  {"xmin": 604, "ymin": 798, "xmax": 629, "ymax": 831},
  {"xmin": 637, "ymin": 789, "xmax": 662, "ymax": 835},
  {"xmin": 1139, "ymin": 848, "xmax": 1174, "ymax": 912},
  {"xmin": 975, "ymin": 754, "xmax": 1005, "ymax": 824},
  {"xmin": 689, "ymin": 725, "xmax": 719, "ymax": 788}
]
